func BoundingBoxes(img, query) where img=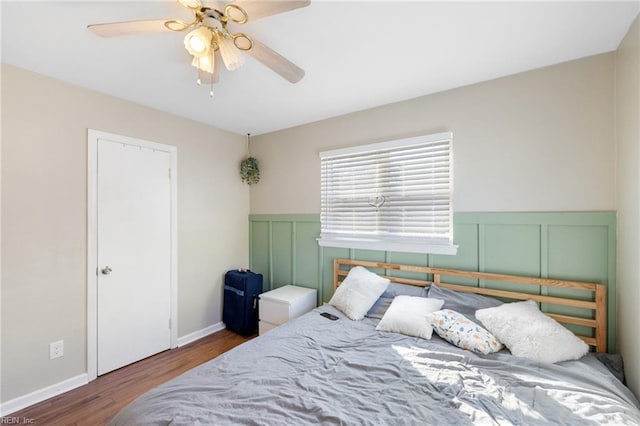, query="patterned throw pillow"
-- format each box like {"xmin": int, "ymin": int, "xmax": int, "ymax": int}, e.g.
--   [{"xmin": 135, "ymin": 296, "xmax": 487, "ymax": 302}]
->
[{"xmin": 427, "ymin": 309, "xmax": 503, "ymax": 355}]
